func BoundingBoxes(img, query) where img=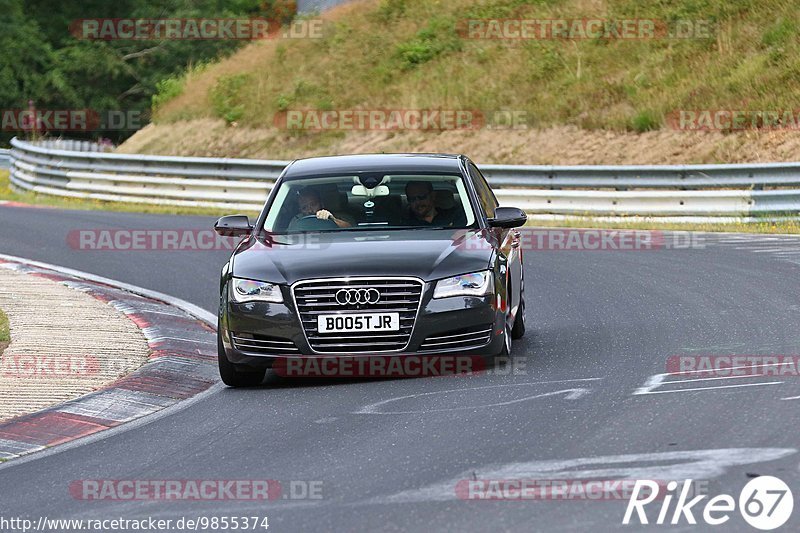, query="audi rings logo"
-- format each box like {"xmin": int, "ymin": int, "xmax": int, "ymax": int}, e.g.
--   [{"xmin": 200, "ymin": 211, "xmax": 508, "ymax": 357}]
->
[{"xmin": 336, "ymin": 288, "xmax": 380, "ymax": 305}]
